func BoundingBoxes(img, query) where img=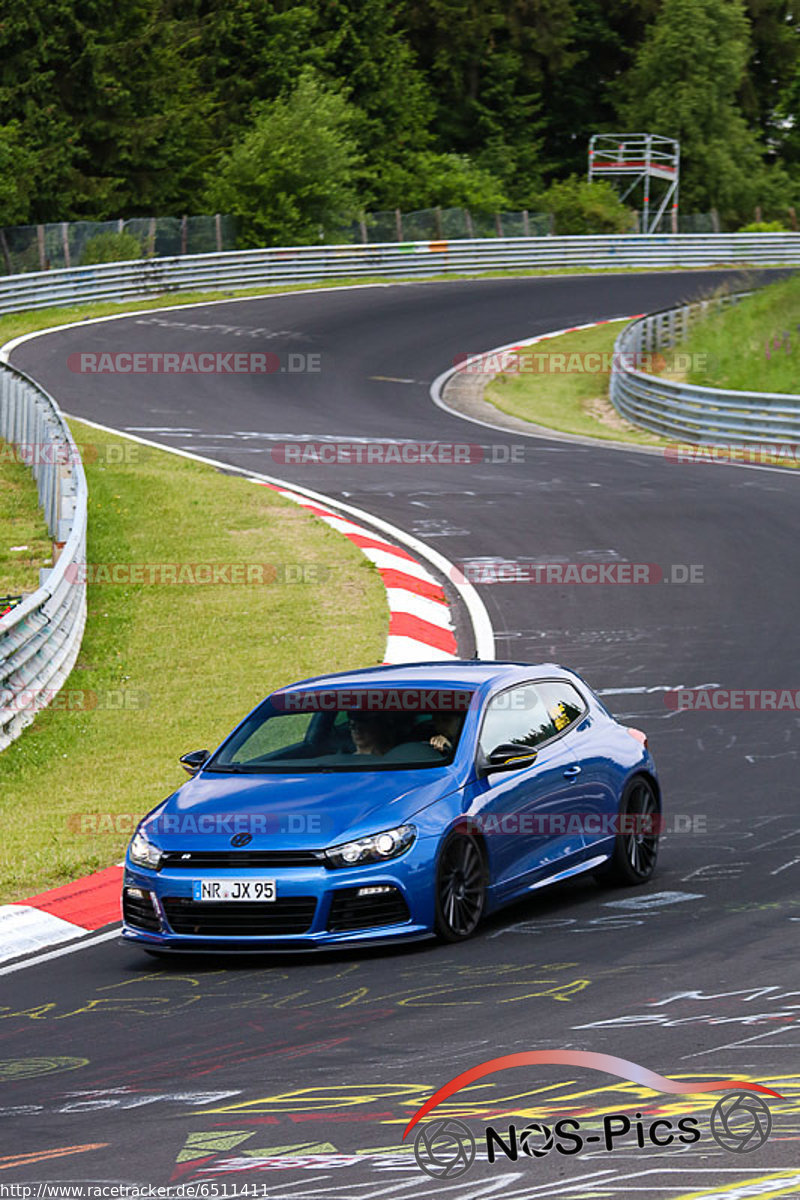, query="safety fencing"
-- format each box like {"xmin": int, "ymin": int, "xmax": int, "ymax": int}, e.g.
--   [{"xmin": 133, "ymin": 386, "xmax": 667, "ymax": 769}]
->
[
  {"xmin": 609, "ymin": 293, "xmax": 800, "ymax": 445},
  {"xmin": 1, "ymin": 232, "xmax": 799, "ymax": 315},
  {"xmin": 0, "ymin": 232, "xmax": 798, "ymax": 749},
  {"xmin": 0, "ymin": 365, "xmax": 87, "ymax": 750}
]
